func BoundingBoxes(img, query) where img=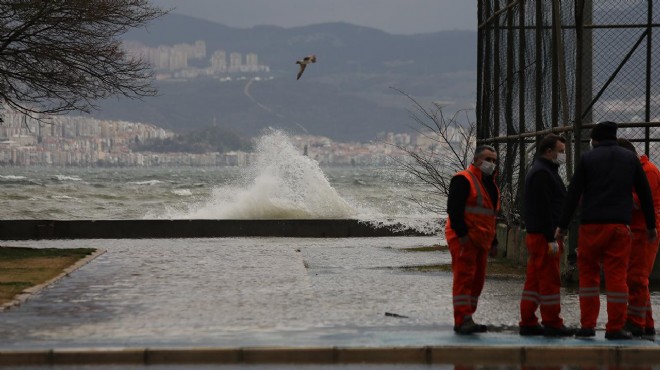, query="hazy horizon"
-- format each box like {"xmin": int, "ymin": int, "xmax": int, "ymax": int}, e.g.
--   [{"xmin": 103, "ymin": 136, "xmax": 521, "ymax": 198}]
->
[{"xmin": 149, "ymin": 0, "xmax": 477, "ymax": 35}]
